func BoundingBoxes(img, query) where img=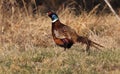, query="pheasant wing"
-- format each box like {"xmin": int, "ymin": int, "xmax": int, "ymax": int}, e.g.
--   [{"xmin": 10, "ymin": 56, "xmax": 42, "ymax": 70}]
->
[{"xmin": 60, "ymin": 25, "xmax": 78, "ymax": 39}]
